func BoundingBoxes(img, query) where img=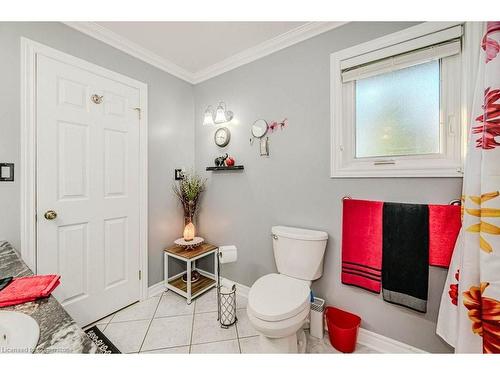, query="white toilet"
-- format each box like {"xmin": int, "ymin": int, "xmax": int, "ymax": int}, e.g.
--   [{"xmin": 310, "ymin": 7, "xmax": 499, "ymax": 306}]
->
[{"xmin": 247, "ymin": 225, "xmax": 328, "ymax": 353}]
